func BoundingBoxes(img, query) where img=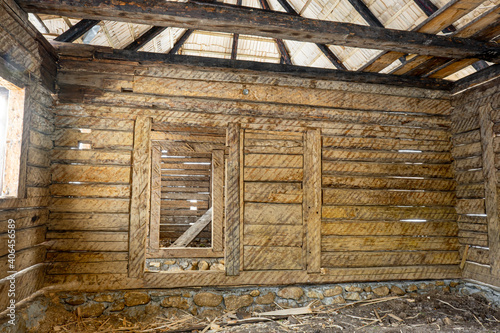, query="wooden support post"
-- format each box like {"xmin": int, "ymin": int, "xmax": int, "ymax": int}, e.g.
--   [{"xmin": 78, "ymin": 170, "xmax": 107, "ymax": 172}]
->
[
  {"xmin": 304, "ymin": 129, "xmax": 321, "ymax": 273},
  {"xmin": 225, "ymin": 123, "xmax": 241, "ymax": 276},
  {"xmin": 128, "ymin": 116, "xmax": 151, "ymax": 278},
  {"xmin": 212, "ymin": 150, "xmax": 224, "ymax": 252},
  {"xmin": 478, "ymin": 104, "xmax": 500, "ymax": 277},
  {"xmin": 149, "ymin": 142, "xmax": 161, "ymax": 252}
]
